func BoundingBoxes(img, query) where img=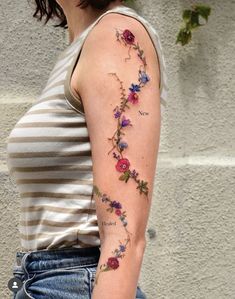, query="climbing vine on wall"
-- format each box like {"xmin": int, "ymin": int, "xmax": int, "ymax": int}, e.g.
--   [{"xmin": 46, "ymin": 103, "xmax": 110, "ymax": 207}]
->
[
  {"xmin": 176, "ymin": 4, "xmax": 211, "ymax": 46},
  {"xmin": 123, "ymin": 1, "xmax": 211, "ymax": 46}
]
